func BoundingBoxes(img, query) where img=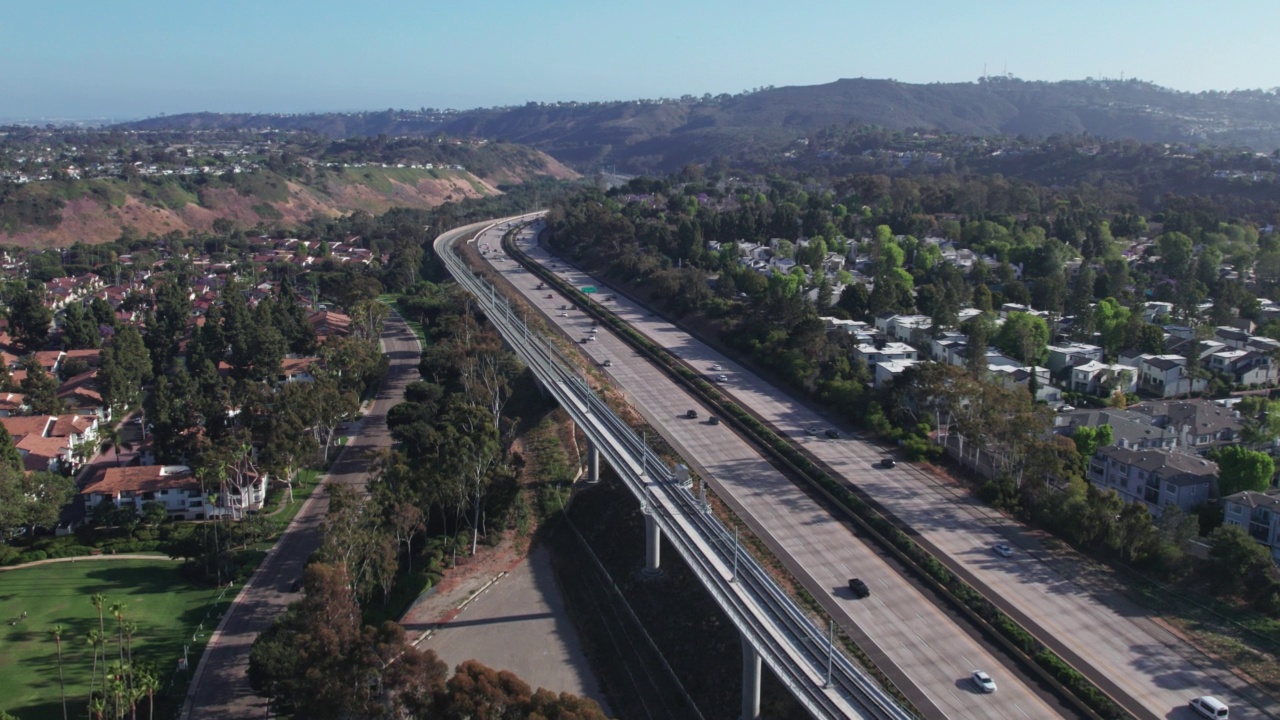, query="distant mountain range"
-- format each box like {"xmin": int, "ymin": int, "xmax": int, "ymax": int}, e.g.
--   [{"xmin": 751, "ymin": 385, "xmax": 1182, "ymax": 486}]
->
[{"xmin": 118, "ymin": 77, "xmax": 1280, "ymax": 173}]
